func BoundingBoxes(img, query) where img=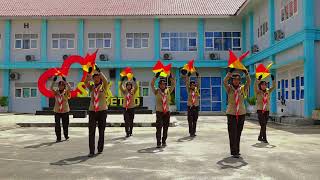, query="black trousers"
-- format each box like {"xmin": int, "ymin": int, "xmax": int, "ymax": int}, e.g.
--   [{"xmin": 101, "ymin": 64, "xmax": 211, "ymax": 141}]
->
[
  {"xmin": 257, "ymin": 110, "xmax": 269, "ymax": 140},
  {"xmin": 123, "ymin": 108, "xmax": 135, "ymax": 135},
  {"xmin": 156, "ymin": 111, "xmax": 170, "ymax": 145},
  {"xmin": 187, "ymin": 106, "xmax": 199, "ymax": 135},
  {"xmin": 88, "ymin": 110, "xmax": 107, "ymax": 154},
  {"xmin": 227, "ymin": 114, "xmax": 245, "ymax": 155},
  {"xmin": 54, "ymin": 113, "xmax": 69, "ymax": 140}
]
